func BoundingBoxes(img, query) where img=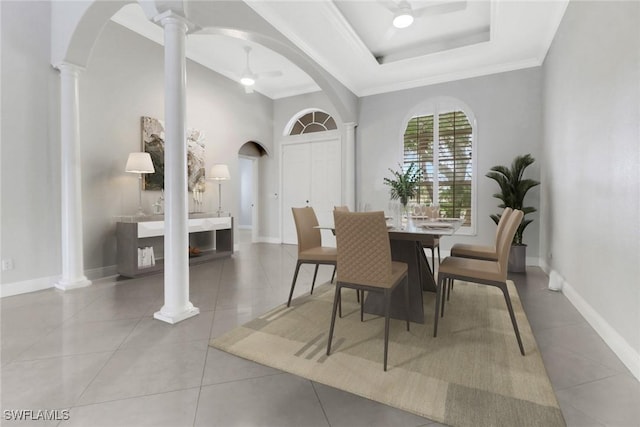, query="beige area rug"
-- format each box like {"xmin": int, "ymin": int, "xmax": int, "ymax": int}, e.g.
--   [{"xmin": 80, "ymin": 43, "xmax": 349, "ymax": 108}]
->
[{"xmin": 210, "ymin": 281, "xmax": 565, "ymax": 427}]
